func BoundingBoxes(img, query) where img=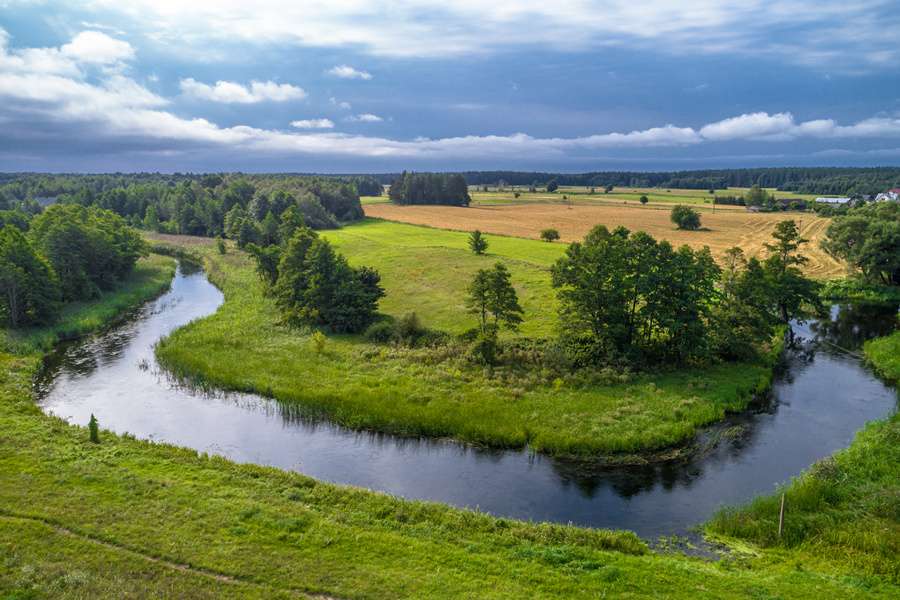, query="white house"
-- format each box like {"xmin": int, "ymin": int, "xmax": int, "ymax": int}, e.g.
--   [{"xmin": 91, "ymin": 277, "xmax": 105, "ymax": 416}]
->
[
  {"xmin": 815, "ymin": 197, "xmax": 852, "ymax": 205},
  {"xmin": 874, "ymin": 189, "xmax": 900, "ymax": 202}
]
